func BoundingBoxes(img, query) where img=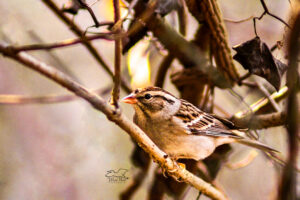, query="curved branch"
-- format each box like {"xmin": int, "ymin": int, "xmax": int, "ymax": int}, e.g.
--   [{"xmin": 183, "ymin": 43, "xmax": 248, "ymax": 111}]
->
[
  {"xmin": 232, "ymin": 111, "xmax": 286, "ymax": 129},
  {"xmin": 41, "ymin": 0, "xmax": 131, "ymax": 93},
  {"xmin": 76, "ymin": 0, "xmax": 101, "ymax": 27},
  {"xmin": 0, "ymin": 45, "xmax": 228, "ymax": 200}
]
